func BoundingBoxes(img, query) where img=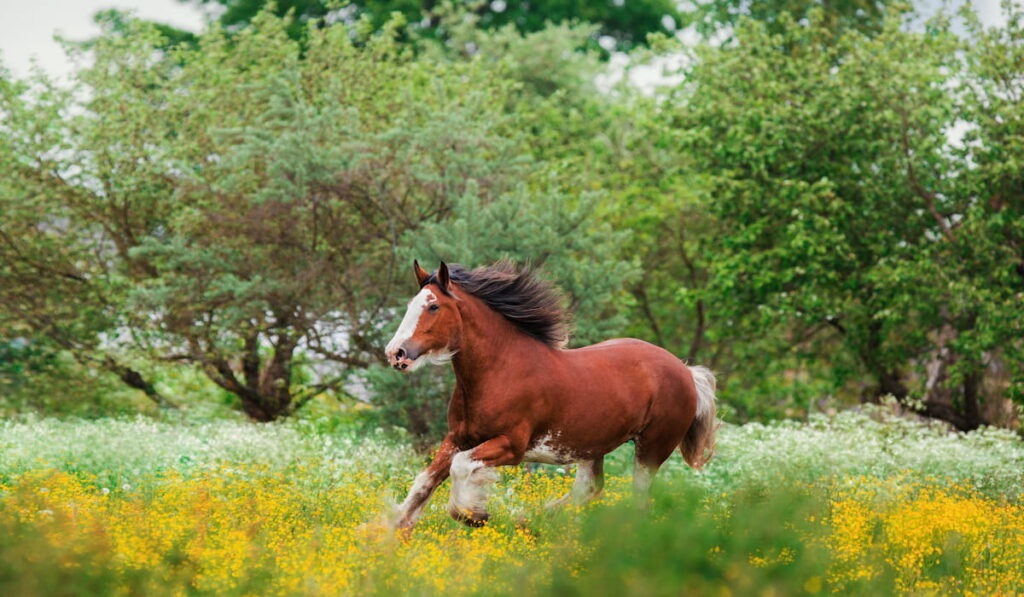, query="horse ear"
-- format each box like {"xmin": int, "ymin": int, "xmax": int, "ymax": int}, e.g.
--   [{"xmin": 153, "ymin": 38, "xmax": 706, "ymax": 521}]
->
[
  {"xmin": 414, "ymin": 260, "xmax": 430, "ymax": 286},
  {"xmin": 437, "ymin": 261, "xmax": 450, "ymax": 292}
]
